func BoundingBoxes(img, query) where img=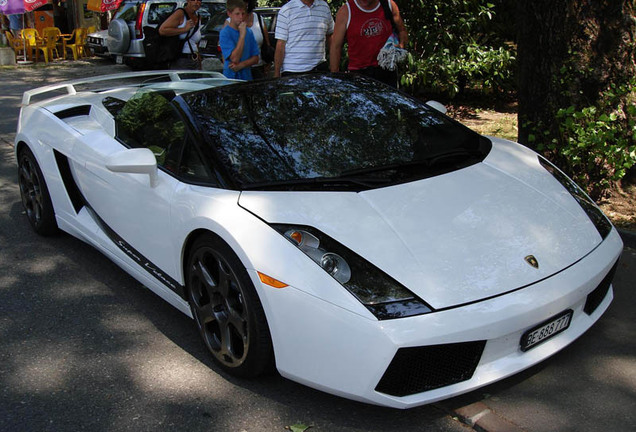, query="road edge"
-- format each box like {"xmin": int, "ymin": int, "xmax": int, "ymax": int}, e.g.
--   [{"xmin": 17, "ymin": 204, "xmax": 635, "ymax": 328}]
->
[
  {"xmin": 437, "ymin": 401, "xmax": 526, "ymax": 432},
  {"xmin": 618, "ymin": 228, "xmax": 636, "ymax": 249}
]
